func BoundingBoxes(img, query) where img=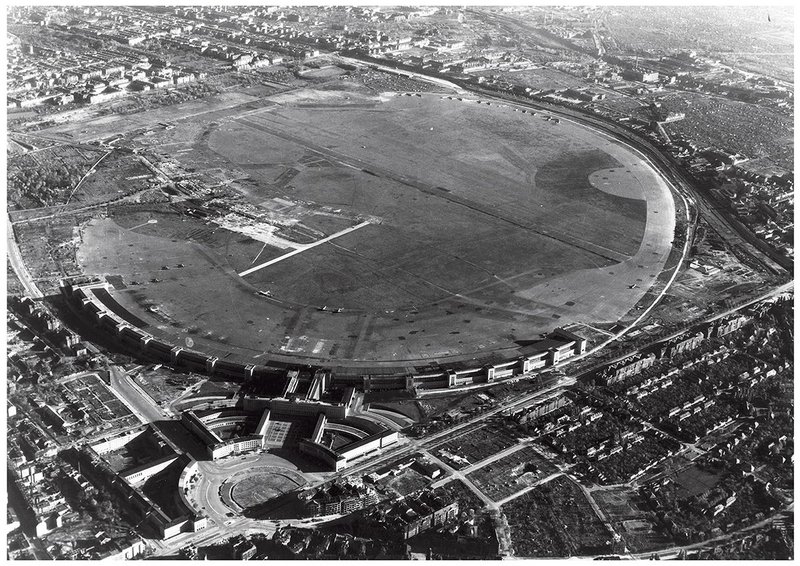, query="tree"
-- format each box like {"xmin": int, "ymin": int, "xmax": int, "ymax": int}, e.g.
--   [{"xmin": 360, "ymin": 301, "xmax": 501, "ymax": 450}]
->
[
  {"xmin": 355, "ymin": 539, "xmax": 367, "ymax": 557},
  {"xmin": 96, "ymin": 500, "xmax": 115, "ymax": 520}
]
